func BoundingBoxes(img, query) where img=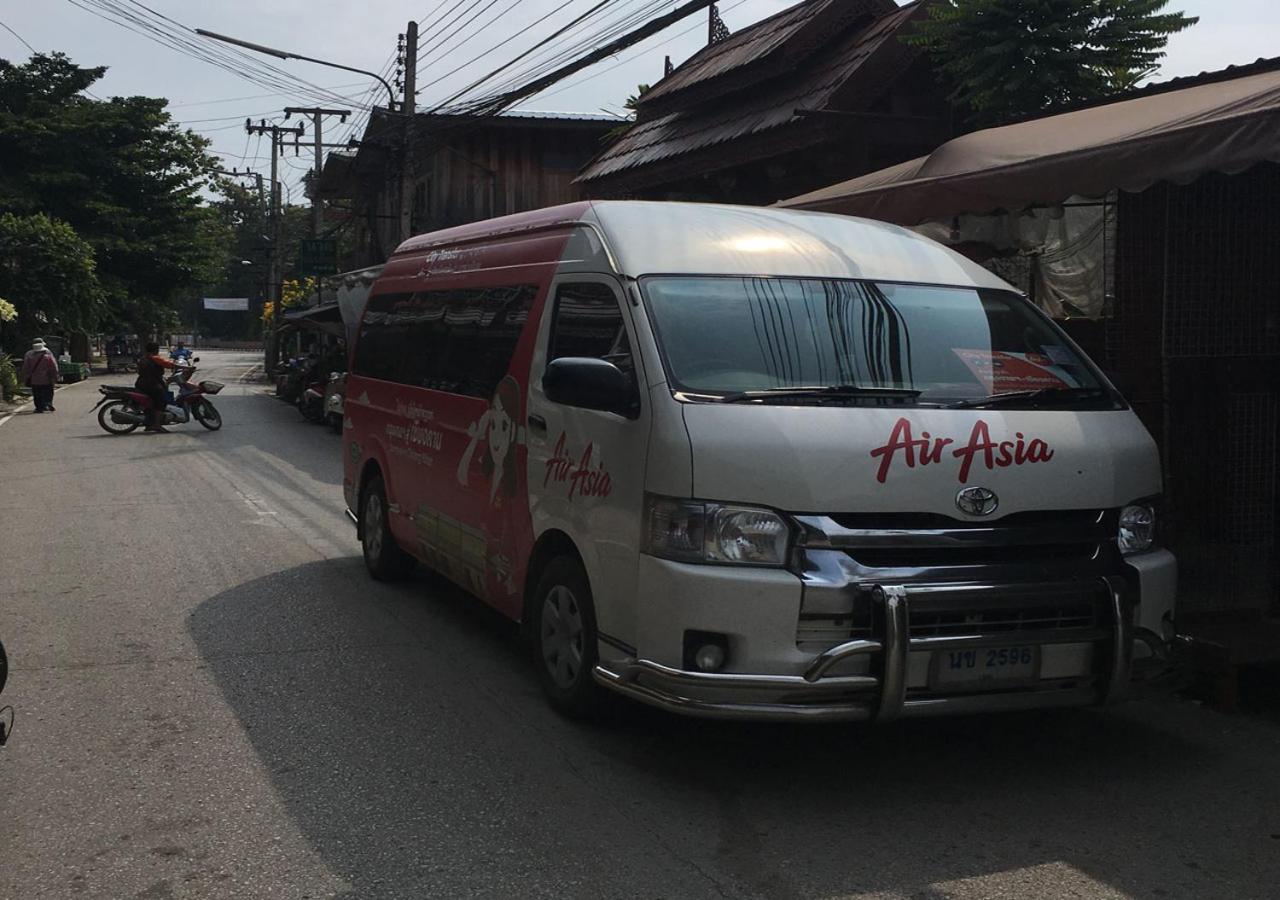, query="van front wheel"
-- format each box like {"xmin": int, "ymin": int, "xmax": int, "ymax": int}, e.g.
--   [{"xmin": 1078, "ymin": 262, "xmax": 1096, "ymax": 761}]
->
[
  {"xmin": 531, "ymin": 556, "xmax": 602, "ymax": 718},
  {"xmin": 360, "ymin": 475, "xmax": 414, "ymax": 581}
]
